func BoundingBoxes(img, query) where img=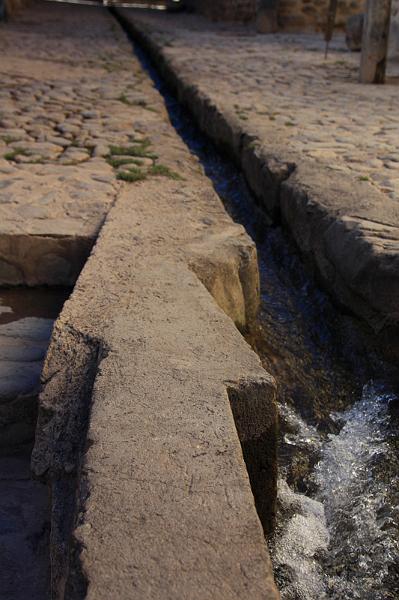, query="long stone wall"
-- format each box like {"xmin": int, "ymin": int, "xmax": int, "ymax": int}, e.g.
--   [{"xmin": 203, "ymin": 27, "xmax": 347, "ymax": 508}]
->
[
  {"xmin": 278, "ymin": 0, "xmax": 365, "ymax": 30},
  {"xmin": 187, "ymin": 0, "xmax": 364, "ymax": 28},
  {"xmin": 118, "ymin": 7, "xmax": 399, "ymax": 365},
  {"xmin": 185, "ymin": 0, "xmax": 257, "ymax": 22},
  {"xmin": 1, "ymin": 0, "xmax": 28, "ymax": 18}
]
